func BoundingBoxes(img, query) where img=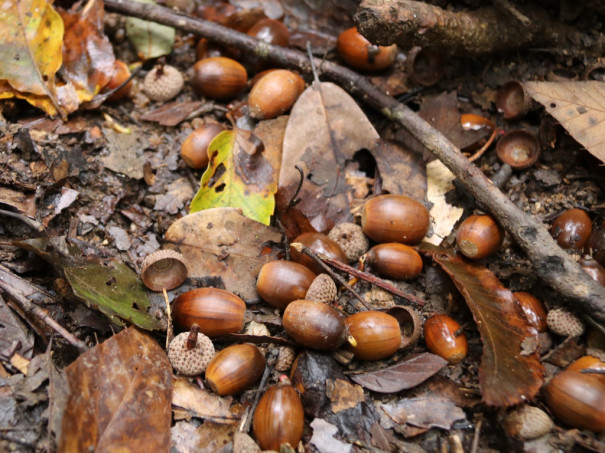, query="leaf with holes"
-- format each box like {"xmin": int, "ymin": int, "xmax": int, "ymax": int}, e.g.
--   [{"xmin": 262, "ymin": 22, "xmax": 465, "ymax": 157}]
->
[
  {"xmin": 190, "ymin": 129, "xmax": 277, "ymax": 225},
  {"xmin": 425, "ymin": 245, "xmax": 544, "ymax": 406},
  {"xmin": 524, "ymin": 81, "xmax": 605, "ymax": 163}
]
